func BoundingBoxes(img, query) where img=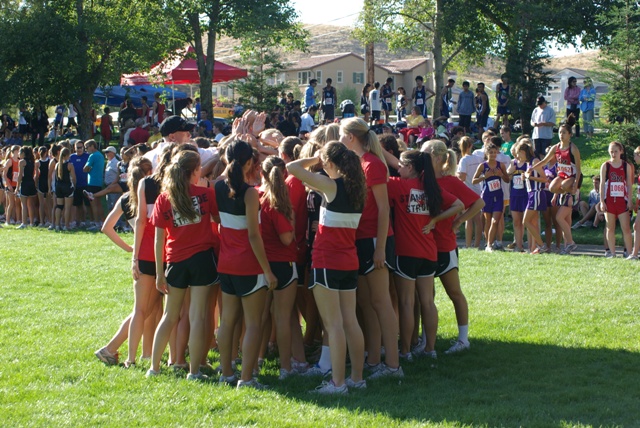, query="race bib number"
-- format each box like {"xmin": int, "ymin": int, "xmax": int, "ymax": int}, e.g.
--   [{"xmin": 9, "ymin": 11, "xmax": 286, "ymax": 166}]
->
[
  {"xmin": 610, "ymin": 181, "xmax": 625, "ymax": 198},
  {"xmin": 325, "ymin": 98, "xmax": 333, "ymax": 106},
  {"xmin": 12, "ymin": 172, "xmax": 19, "ymax": 182},
  {"xmin": 416, "ymin": 98, "xmax": 424, "ymax": 105},
  {"xmin": 119, "ymin": 173, "xmax": 128, "ymax": 182},
  {"xmin": 406, "ymin": 188, "xmax": 429, "ymax": 215},
  {"xmin": 557, "ymin": 163, "xmax": 573, "ymax": 177},
  {"xmin": 488, "ymin": 179, "xmax": 501, "ymax": 192},
  {"xmin": 512, "ymin": 174, "xmax": 524, "ymax": 189},
  {"xmin": 385, "ymin": 98, "xmax": 392, "ymax": 103}
]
